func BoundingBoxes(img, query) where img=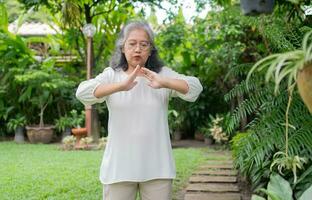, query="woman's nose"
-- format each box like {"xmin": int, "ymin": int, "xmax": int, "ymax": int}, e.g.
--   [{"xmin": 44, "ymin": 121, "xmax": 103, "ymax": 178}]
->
[{"xmin": 134, "ymin": 44, "xmax": 141, "ymax": 52}]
